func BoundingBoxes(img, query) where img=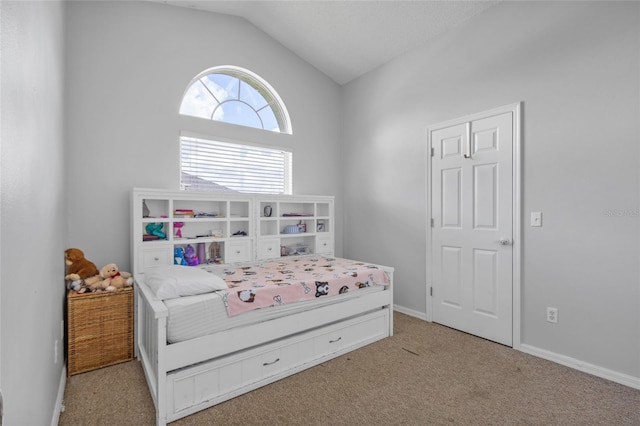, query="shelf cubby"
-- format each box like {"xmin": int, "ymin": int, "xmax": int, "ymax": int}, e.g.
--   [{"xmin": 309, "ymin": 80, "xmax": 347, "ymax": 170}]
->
[{"xmin": 132, "ymin": 189, "xmax": 334, "ymax": 272}]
